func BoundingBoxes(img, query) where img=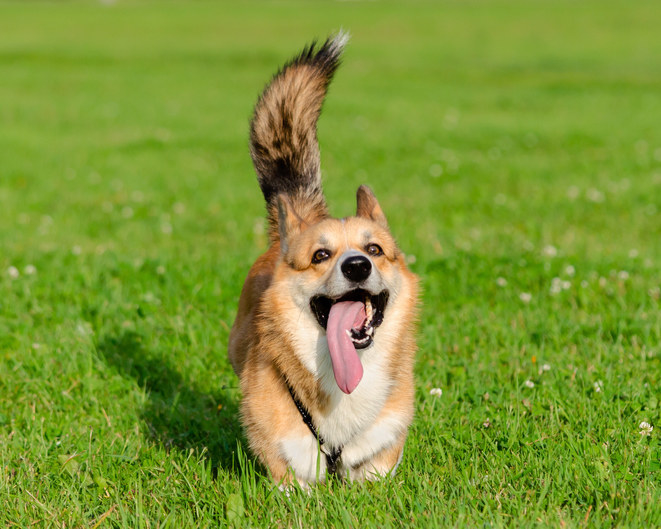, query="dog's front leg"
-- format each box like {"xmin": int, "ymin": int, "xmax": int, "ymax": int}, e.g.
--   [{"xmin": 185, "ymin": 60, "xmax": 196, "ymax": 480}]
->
[
  {"xmin": 278, "ymin": 434, "xmax": 327, "ymax": 486},
  {"xmin": 341, "ymin": 417, "xmax": 409, "ymax": 481}
]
